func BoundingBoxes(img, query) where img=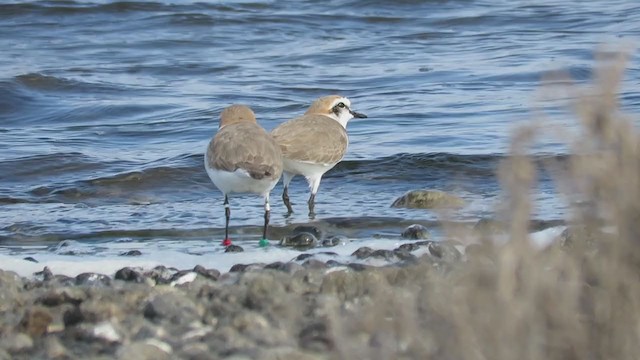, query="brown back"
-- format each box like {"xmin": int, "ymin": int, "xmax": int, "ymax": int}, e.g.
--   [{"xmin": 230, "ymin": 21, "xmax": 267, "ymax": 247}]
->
[
  {"xmin": 271, "ymin": 114, "xmax": 348, "ymax": 165},
  {"xmin": 219, "ymin": 105, "xmax": 257, "ymax": 128},
  {"xmin": 207, "ymin": 122, "xmax": 283, "ymax": 180}
]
